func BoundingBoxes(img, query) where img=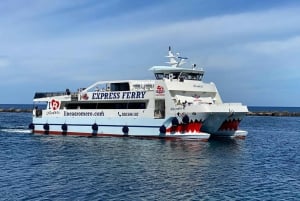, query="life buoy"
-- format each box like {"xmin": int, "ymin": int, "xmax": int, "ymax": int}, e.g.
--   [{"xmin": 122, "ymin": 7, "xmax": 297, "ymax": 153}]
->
[
  {"xmin": 182, "ymin": 115, "xmax": 189, "ymax": 124},
  {"xmin": 61, "ymin": 123, "xmax": 68, "ymax": 131},
  {"xmin": 43, "ymin": 123, "xmax": 50, "ymax": 131},
  {"xmin": 28, "ymin": 123, "xmax": 34, "ymax": 130},
  {"xmin": 159, "ymin": 125, "xmax": 166, "ymax": 134},
  {"xmin": 171, "ymin": 117, "xmax": 179, "ymax": 126},
  {"xmin": 92, "ymin": 123, "xmax": 98, "ymax": 131},
  {"xmin": 122, "ymin": 126, "xmax": 129, "ymax": 134}
]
